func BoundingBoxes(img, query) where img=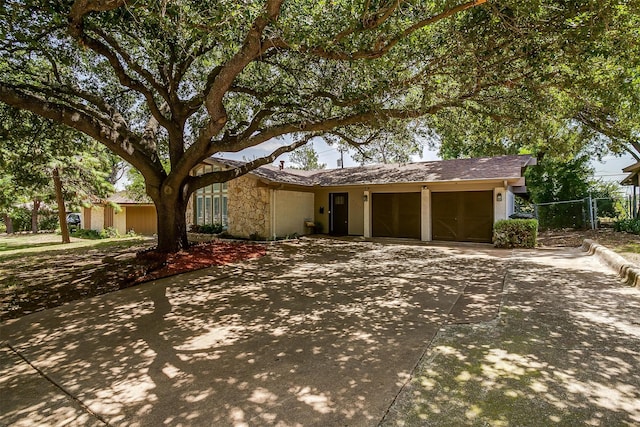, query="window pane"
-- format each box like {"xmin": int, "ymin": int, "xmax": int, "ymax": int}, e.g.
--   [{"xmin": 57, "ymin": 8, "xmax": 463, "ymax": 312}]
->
[
  {"xmin": 214, "ymin": 196, "xmax": 220, "ymax": 220},
  {"xmin": 196, "ymin": 196, "xmax": 203, "ymax": 225},
  {"xmin": 205, "ymin": 196, "xmax": 212, "ymax": 224},
  {"xmin": 214, "ymin": 183, "xmax": 221, "ymax": 191},
  {"xmin": 222, "ymin": 196, "xmax": 228, "ymax": 227}
]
